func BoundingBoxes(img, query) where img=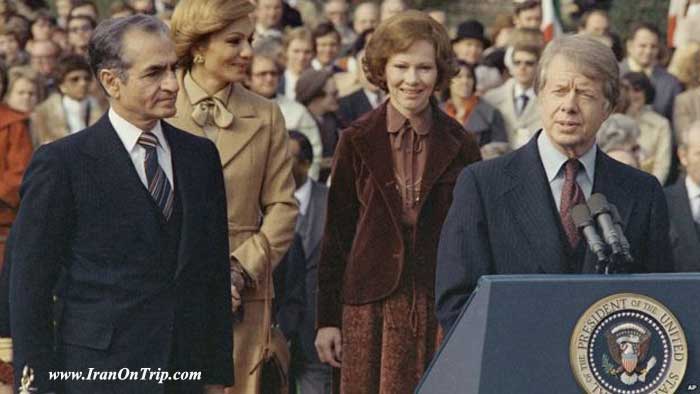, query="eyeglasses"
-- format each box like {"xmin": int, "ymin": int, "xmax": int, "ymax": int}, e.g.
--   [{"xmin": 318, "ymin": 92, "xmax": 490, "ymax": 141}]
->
[
  {"xmin": 68, "ymin": 25, "xmax": 92, "ymax": 34},
  {"xmin": 252, "ymin": 70, "xmax": 279, "ymax": 78},
  {"xmin": 65, "ymin": 74, "xmax": 92, "ymax": 83},
  {"xmin": 513, "ymin": 60, "xmax": 536, "ymax": 67}
]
